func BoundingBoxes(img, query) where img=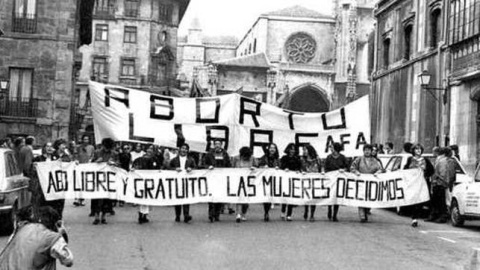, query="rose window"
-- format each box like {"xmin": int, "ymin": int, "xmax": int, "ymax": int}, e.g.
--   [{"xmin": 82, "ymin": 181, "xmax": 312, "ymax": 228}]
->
[{"xmin": 285, "ymin": 33, "xmax": 317, "ymax": 64}]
